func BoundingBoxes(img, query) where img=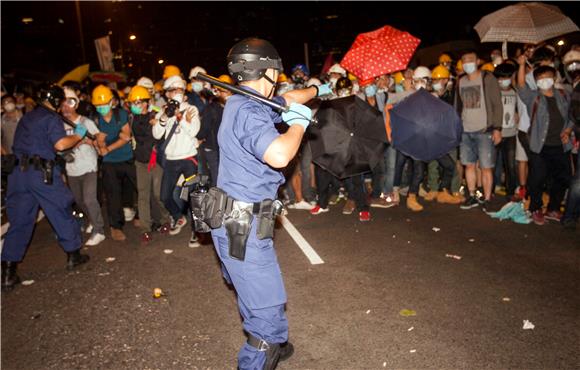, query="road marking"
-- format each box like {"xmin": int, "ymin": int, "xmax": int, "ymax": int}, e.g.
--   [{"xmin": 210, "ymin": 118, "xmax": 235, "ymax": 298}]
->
[{"xmin": 279, "ymin": 215, "xmax": 324, "ymax": 265}]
